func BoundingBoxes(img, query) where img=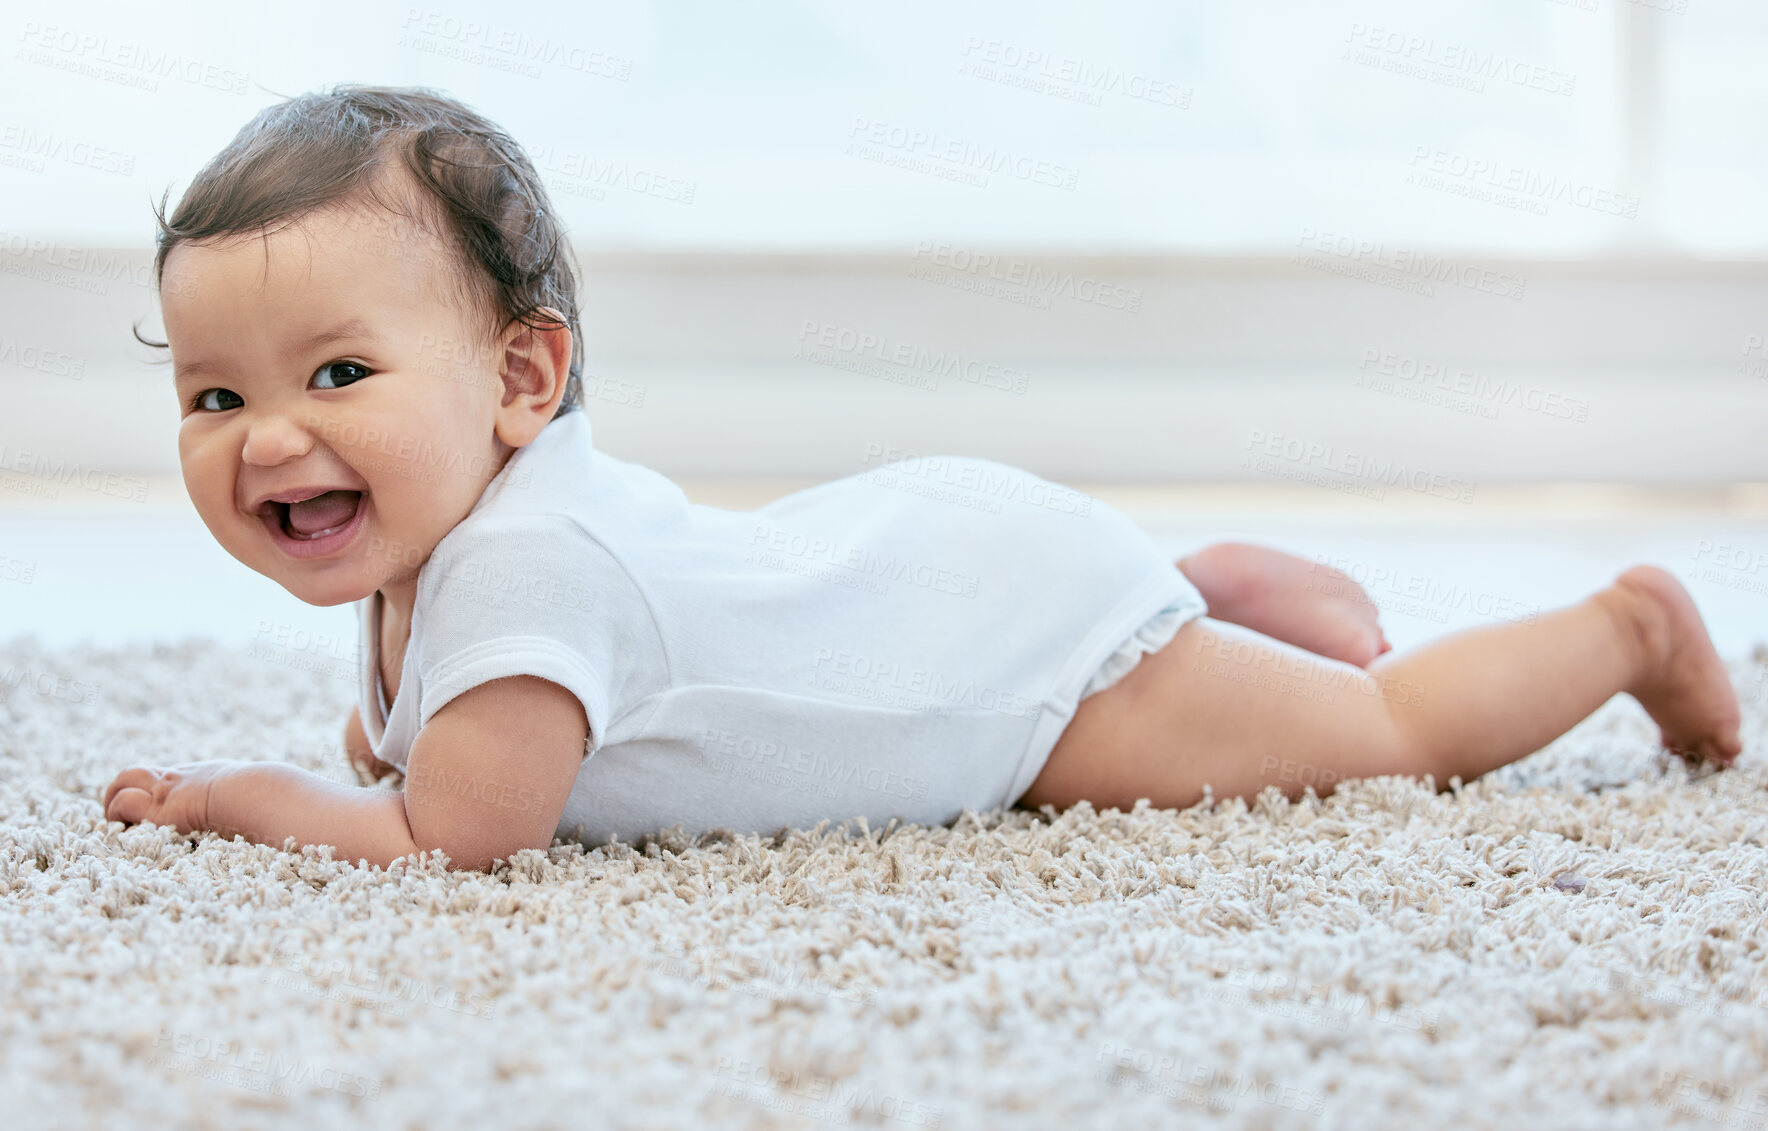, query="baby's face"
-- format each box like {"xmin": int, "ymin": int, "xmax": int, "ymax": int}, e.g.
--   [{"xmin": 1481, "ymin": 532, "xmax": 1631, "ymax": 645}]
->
[{"xmin": 161, "ymin": 201, "xmax": 515, "ymax": 608}]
